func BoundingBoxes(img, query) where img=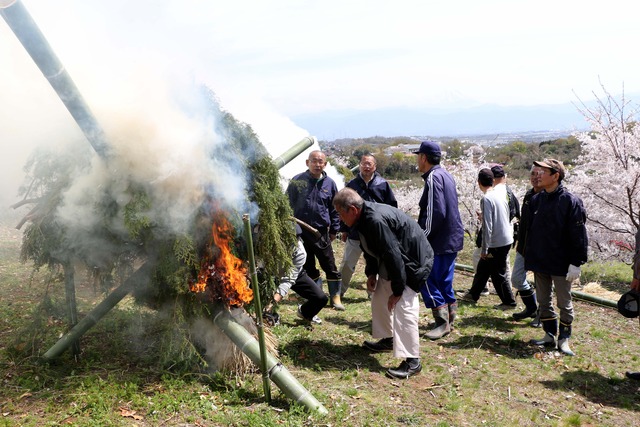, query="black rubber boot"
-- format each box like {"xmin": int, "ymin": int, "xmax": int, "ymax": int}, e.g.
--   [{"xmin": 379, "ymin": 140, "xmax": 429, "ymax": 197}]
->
[
  {"xmin": 424, "ymin": 306, "xmax": 450, "ymax": 340},
  {"xmin": 328, "ymin": 280, "xmax": 345, "ymax": 311},
  {"xmin": 513, "ymin": 289, "xmax": 538, "ymax": 320},
  {"xmin": 448, "ymin": 302, "xmax": 458, "ymax": 329},
  {"xmin": 530, "ymin": 318, "xmax": 557, "ymax": 347},
  {"xmin": 558, "ymin": 322, "xmax": 575, "ymax": 356}
]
